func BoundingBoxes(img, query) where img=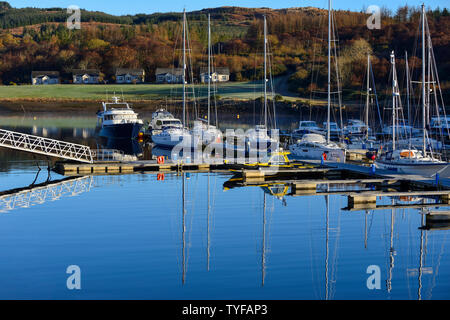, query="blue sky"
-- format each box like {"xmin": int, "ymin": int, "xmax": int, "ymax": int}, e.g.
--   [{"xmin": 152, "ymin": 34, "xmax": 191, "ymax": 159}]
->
[{"xmin": 6, "ymin": 1, "xmax": 450, "ymax": 15}]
